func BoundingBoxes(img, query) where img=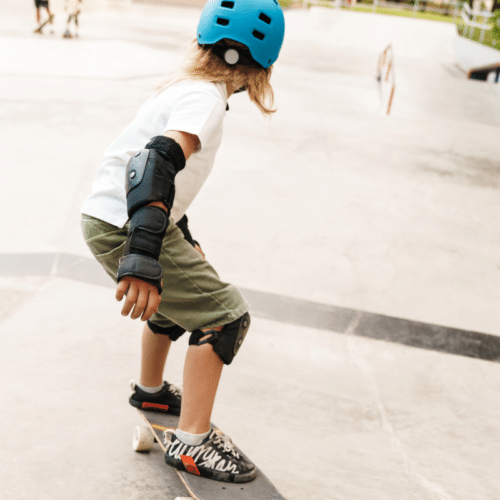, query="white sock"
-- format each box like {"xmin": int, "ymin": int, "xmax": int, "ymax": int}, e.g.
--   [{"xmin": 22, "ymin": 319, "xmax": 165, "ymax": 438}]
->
[
  {"xmin": 136, "ymin": 382, "xmax": 164, "ymax": 394},
  {"xmin": 175, "ymin": 429, "xmax": 210, "ymax": 446}
]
